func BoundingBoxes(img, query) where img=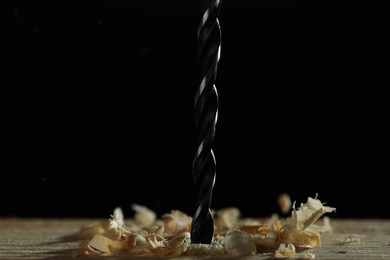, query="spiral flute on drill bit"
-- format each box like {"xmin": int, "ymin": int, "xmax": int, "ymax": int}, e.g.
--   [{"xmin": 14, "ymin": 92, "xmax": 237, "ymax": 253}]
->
[{"xmin": 191, "ymin": 0, "xmax": 222, "ymax": 244}]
